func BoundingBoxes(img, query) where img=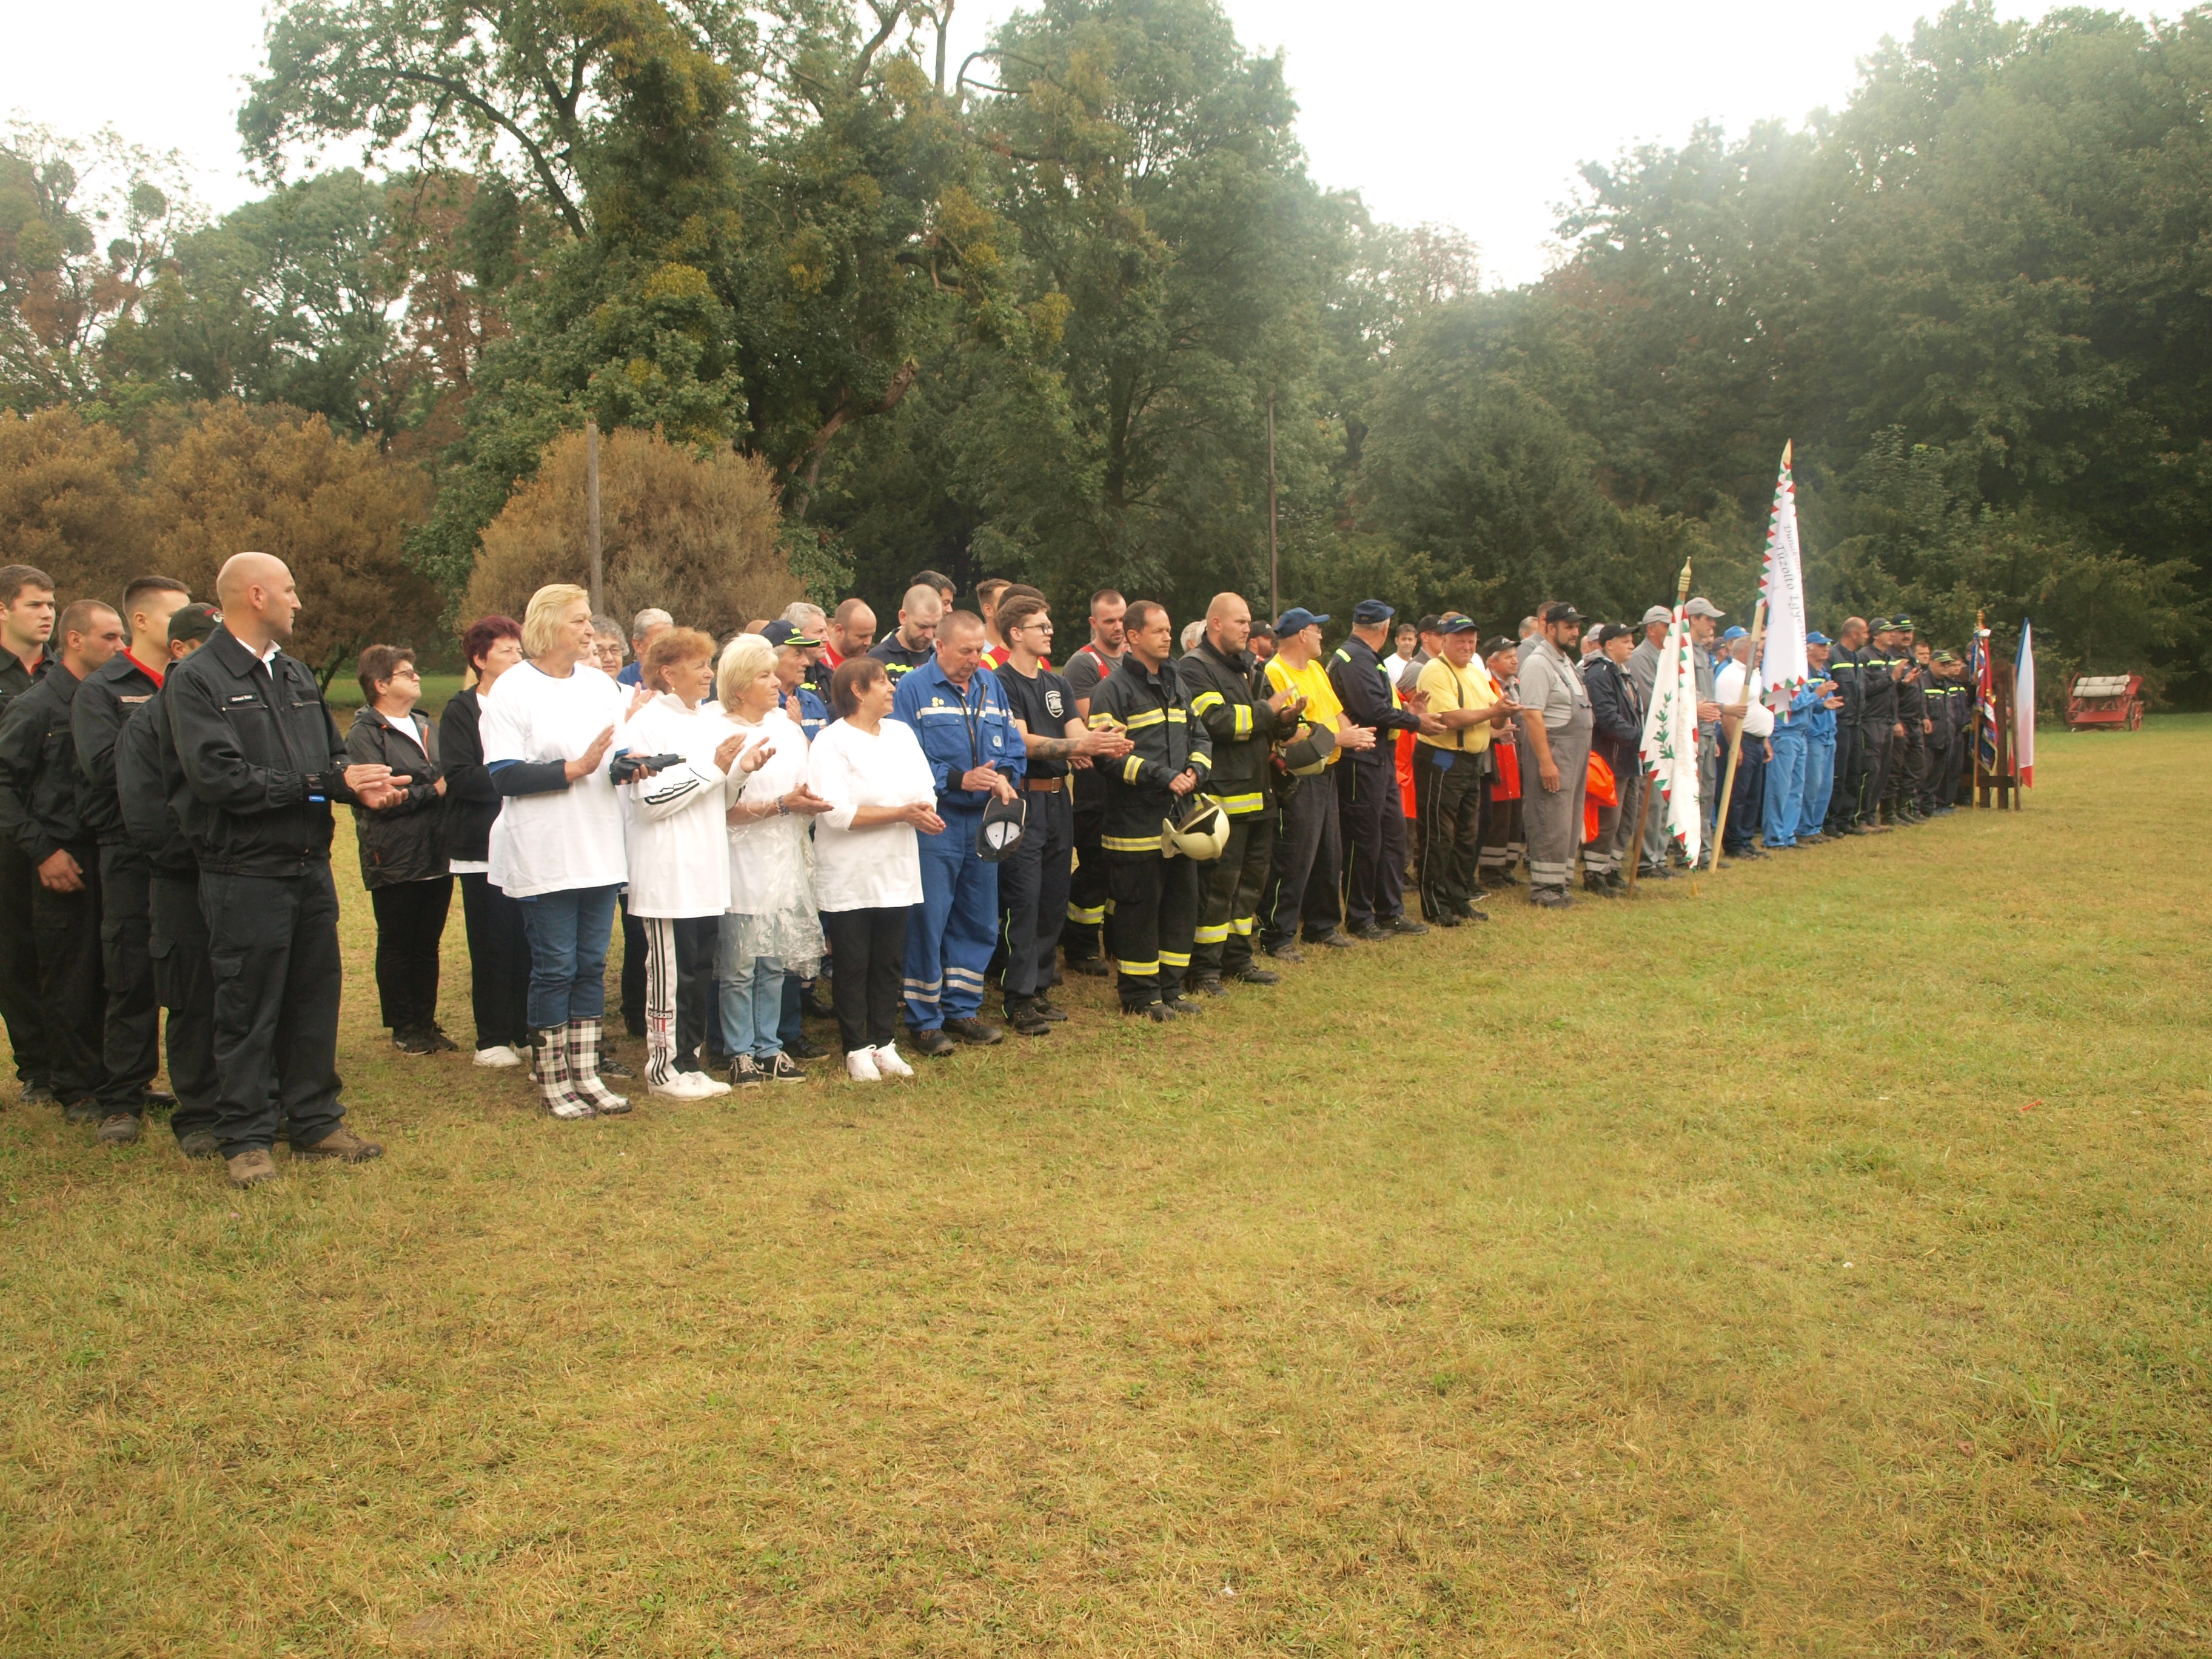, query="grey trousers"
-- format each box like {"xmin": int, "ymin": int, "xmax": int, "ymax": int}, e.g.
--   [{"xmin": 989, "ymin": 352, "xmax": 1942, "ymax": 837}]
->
[{"xmin": 1520, "ymin": 727, "xmax": 1592, "ymax": 896}]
